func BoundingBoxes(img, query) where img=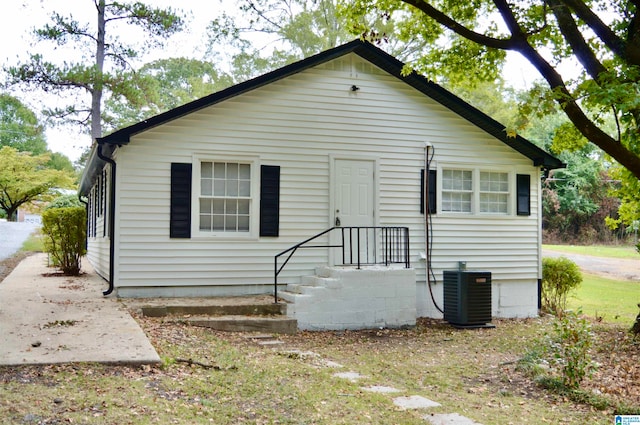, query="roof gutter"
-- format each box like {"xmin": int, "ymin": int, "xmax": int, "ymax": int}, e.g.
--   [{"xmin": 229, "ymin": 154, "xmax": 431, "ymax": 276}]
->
[{"xmin": 97, "ymin": 141, "xmax": 116, "ymax": 296}]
